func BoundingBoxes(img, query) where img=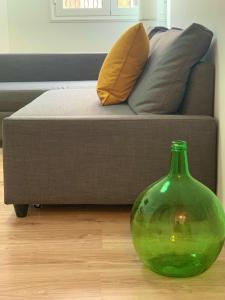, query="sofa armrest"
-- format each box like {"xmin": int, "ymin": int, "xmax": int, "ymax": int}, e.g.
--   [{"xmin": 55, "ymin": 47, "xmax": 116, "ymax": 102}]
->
[
  {"xmin": 0, "ymin": 53, "xmax": 107, "ymax": 82},
  {"xmin": 3, "ymin": 115, "xmax": 217, "ymax": 204}
]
